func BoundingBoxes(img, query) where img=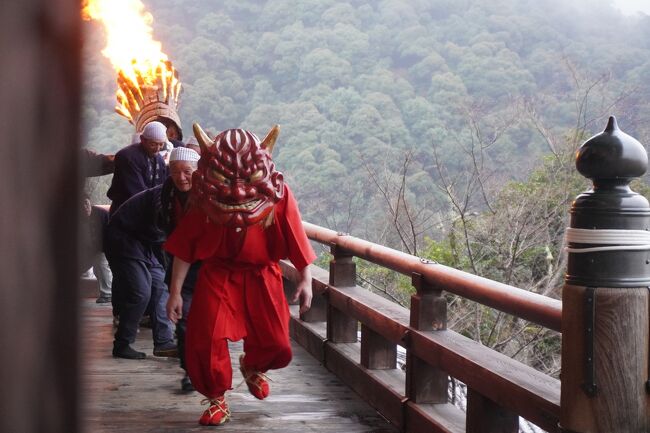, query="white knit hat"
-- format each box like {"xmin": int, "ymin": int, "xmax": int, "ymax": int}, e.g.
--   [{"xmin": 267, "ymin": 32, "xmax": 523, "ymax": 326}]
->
[
  {"xmin": 141, "ymin": 121, "xmax": 168, "ymax": 142},
  {"xmin": 169, "ymin": 147, "xmax": 200, "ymax": 163}
]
